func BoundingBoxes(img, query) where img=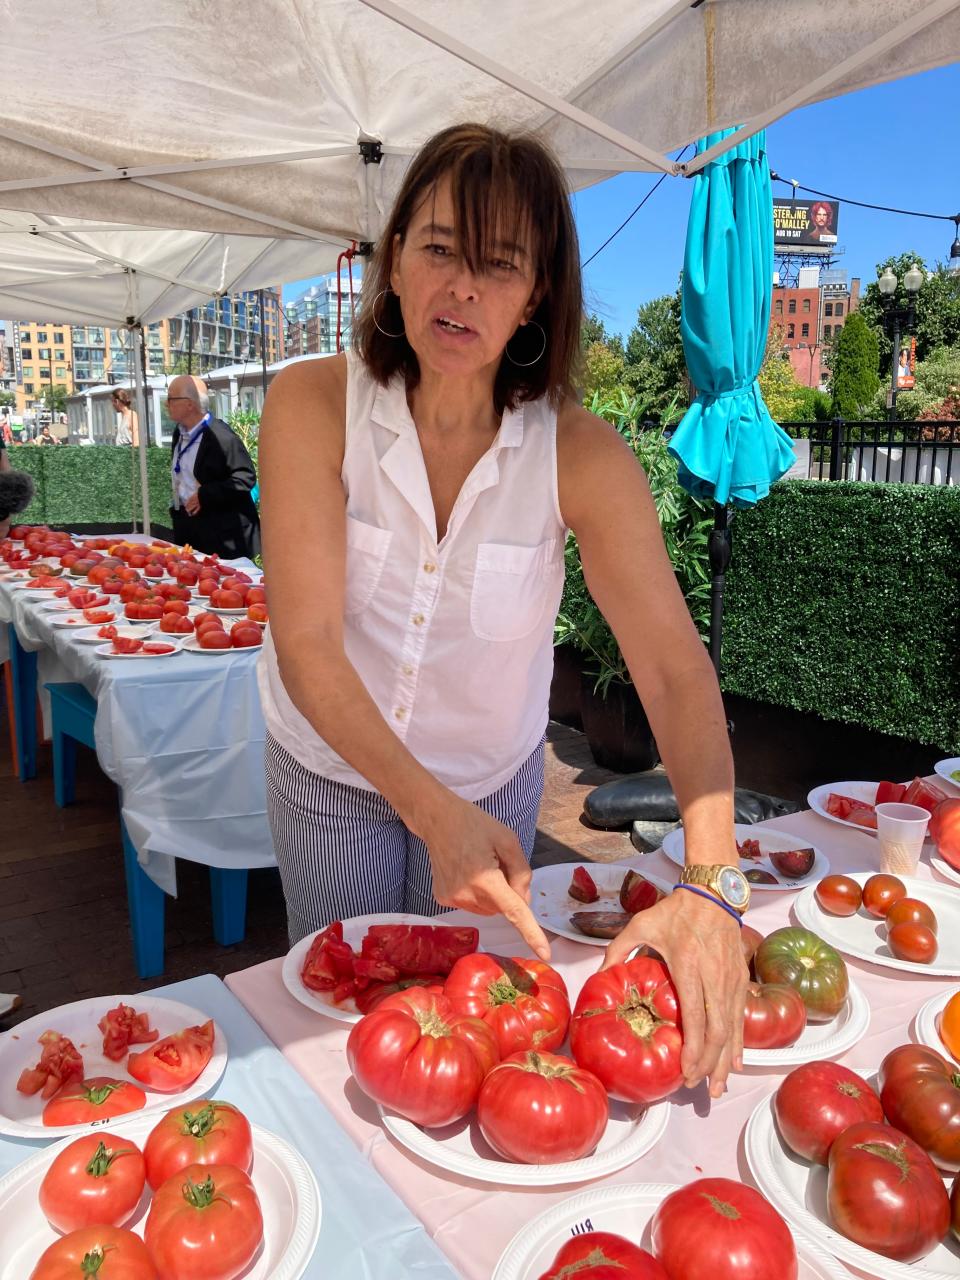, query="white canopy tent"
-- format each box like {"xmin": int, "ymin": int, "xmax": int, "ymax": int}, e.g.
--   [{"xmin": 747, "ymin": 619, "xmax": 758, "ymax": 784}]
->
[{"xmin": 1, "ymin": 0, "xmax": 958, "ymax": 528}]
